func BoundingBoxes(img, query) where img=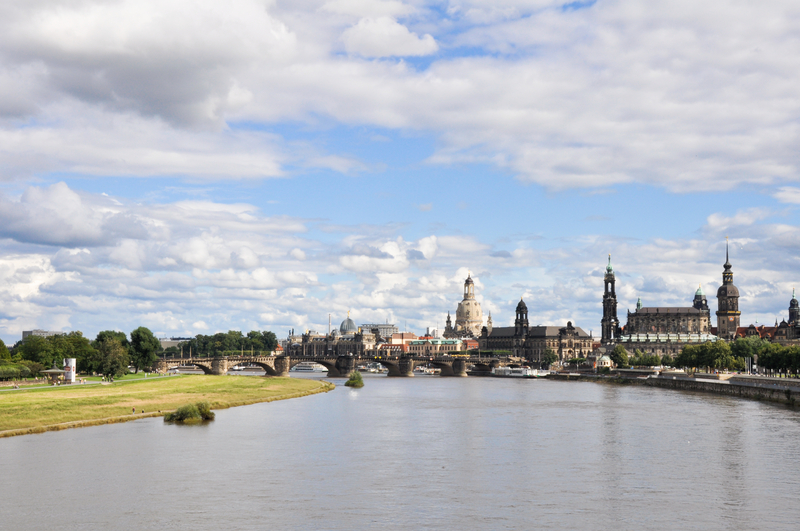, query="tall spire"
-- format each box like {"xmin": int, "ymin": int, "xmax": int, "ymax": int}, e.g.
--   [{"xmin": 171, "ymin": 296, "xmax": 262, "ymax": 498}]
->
[
  {"xmin": 724, "ymin": 236, "xmax": 731, "ymax": 269},
  {"xmin": 606, "ymin": 254, "xmax": 613, "ymax": 272}
]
